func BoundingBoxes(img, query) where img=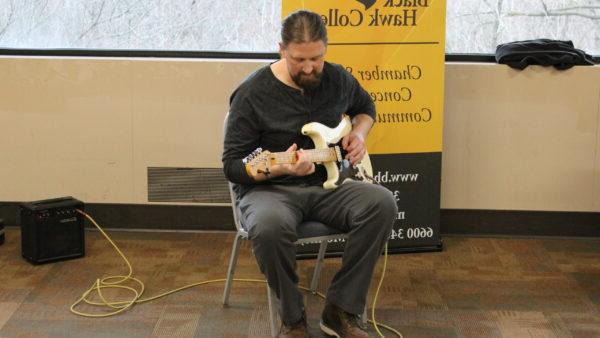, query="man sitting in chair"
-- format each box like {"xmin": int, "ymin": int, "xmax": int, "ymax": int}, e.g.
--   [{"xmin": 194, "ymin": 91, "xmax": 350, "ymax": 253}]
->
[{"xmin": 222, "ymin": 9, "xmax": 397, "ymax": 338}]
